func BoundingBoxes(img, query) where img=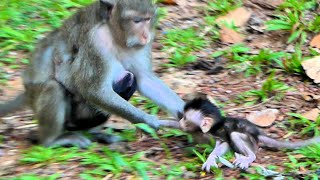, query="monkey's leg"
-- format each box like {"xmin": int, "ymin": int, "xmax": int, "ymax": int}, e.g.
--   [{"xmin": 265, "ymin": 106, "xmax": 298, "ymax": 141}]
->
[
  {"xmin": 35, "ymin": 81, "xmax": 91, "ymax": 148},
  {"xmin": 230, "ymin": 132, "xmax": 257, "ymax": 169},
  {"xmin": 202, "ymin": 140, "xmax": 230, "ymax": 172}
]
